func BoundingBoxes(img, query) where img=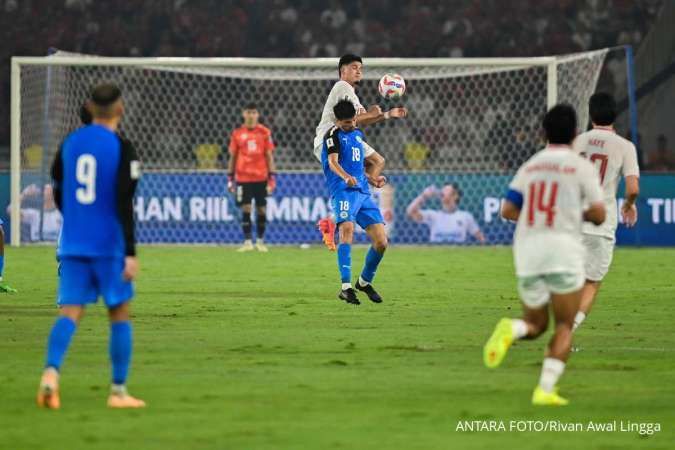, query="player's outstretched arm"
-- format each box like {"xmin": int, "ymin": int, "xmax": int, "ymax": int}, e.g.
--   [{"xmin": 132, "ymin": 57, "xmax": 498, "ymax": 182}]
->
[
  {"xmin": 357, "ymin": 105, "xmax": 408, "ymax": 127},
  {"xmin": 621, "ymin": 175, "xmax": 639, "ymax": 227},
  {"xmin": 327, "ymin": 153, "xmax": 357, "ymax": 187},
  {"xmin": 406, "ymin": 186, "xmax": 437, "ymax": 223}
]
